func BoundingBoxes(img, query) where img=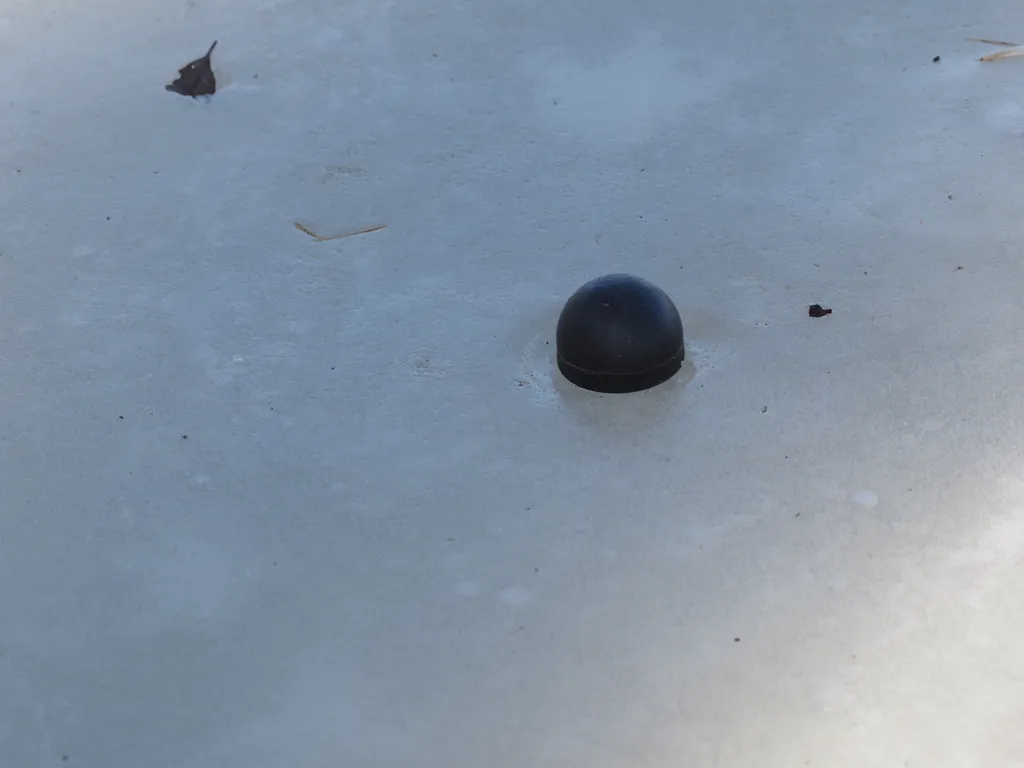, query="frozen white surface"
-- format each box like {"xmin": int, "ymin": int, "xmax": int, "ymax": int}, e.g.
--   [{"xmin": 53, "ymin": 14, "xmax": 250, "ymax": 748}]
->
[{"xmin": 5, "ymin": 0, "xmax": 1024, "ymax": 765}]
